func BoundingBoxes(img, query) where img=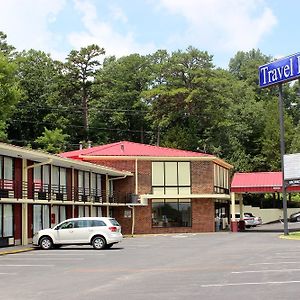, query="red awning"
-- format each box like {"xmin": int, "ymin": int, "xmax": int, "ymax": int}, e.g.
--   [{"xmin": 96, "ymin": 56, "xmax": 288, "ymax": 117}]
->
[{"xmin": 231, "ymin": 172, "xmax": 300, "ymax": 193}]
